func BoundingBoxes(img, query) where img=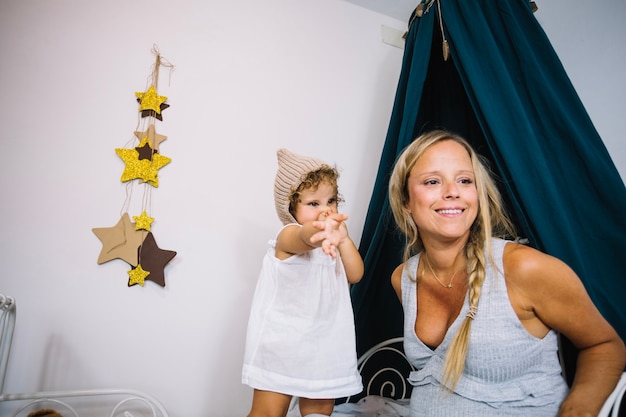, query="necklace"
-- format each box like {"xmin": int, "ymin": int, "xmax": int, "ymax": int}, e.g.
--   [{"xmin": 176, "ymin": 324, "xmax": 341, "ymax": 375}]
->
[{"xmin": 422, "ymin": 252, "xmax": 463, "ymax": 289}]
